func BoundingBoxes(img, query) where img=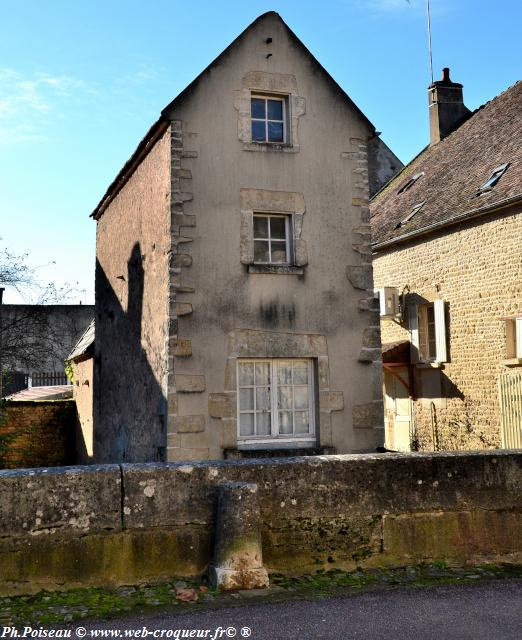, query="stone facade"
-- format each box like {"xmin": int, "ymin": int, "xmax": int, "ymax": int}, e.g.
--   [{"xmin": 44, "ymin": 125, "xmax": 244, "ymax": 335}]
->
[
  {"xmin": 373, "ymin": 204, "xmax": 522, "ymax": 450},
  {"xmin": 93, "ymin": 12, "xmax": 397, "ymax": 462}
]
